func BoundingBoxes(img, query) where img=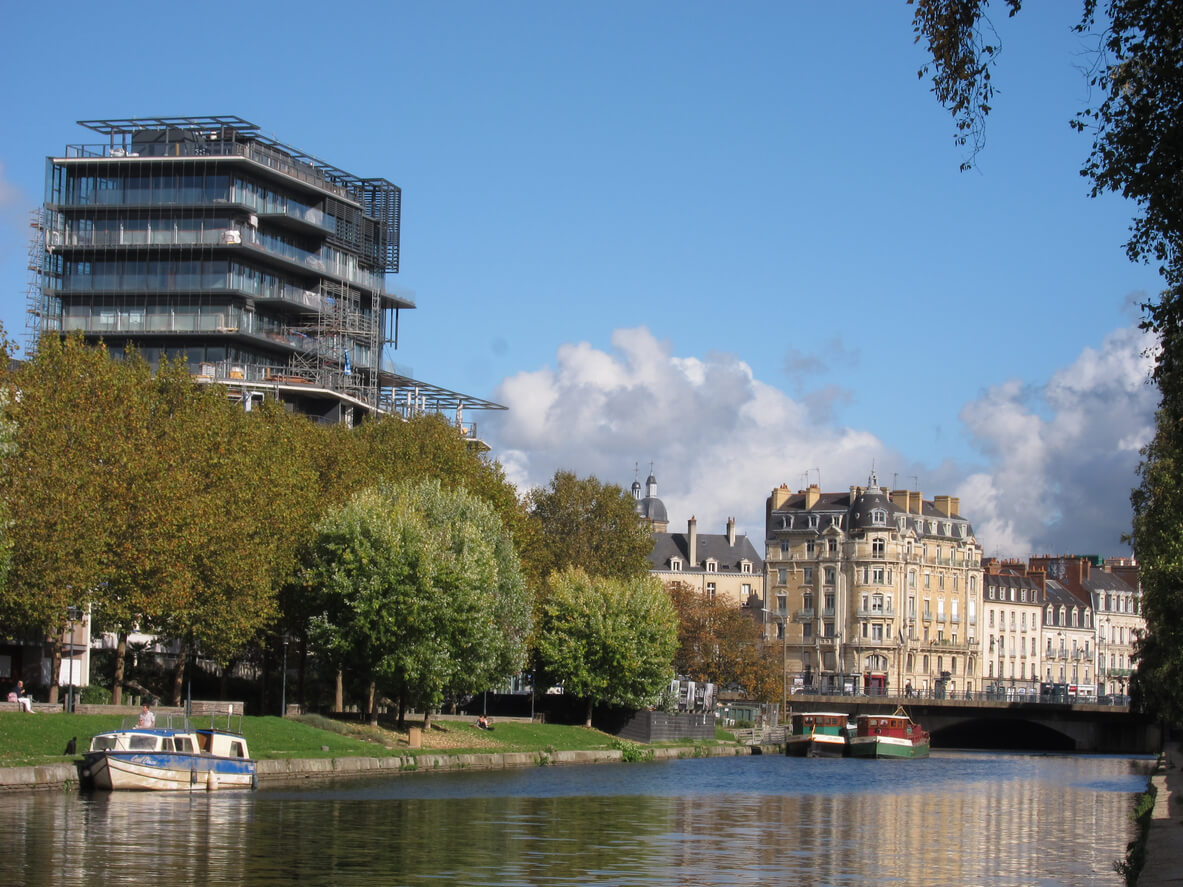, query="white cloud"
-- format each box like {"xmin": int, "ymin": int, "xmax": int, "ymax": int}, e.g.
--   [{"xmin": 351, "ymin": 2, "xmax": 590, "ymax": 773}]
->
[
  {"xmin": 956, "ymin": 324, "xmax": 1157, "ymax": 557},
  {"xmin": 489, "ymin": 327, "xmax": 889, "ymax": 539},
  {"xmin": 486, "ymin": 323, "xmax": 1158, "ymax": 560}
]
